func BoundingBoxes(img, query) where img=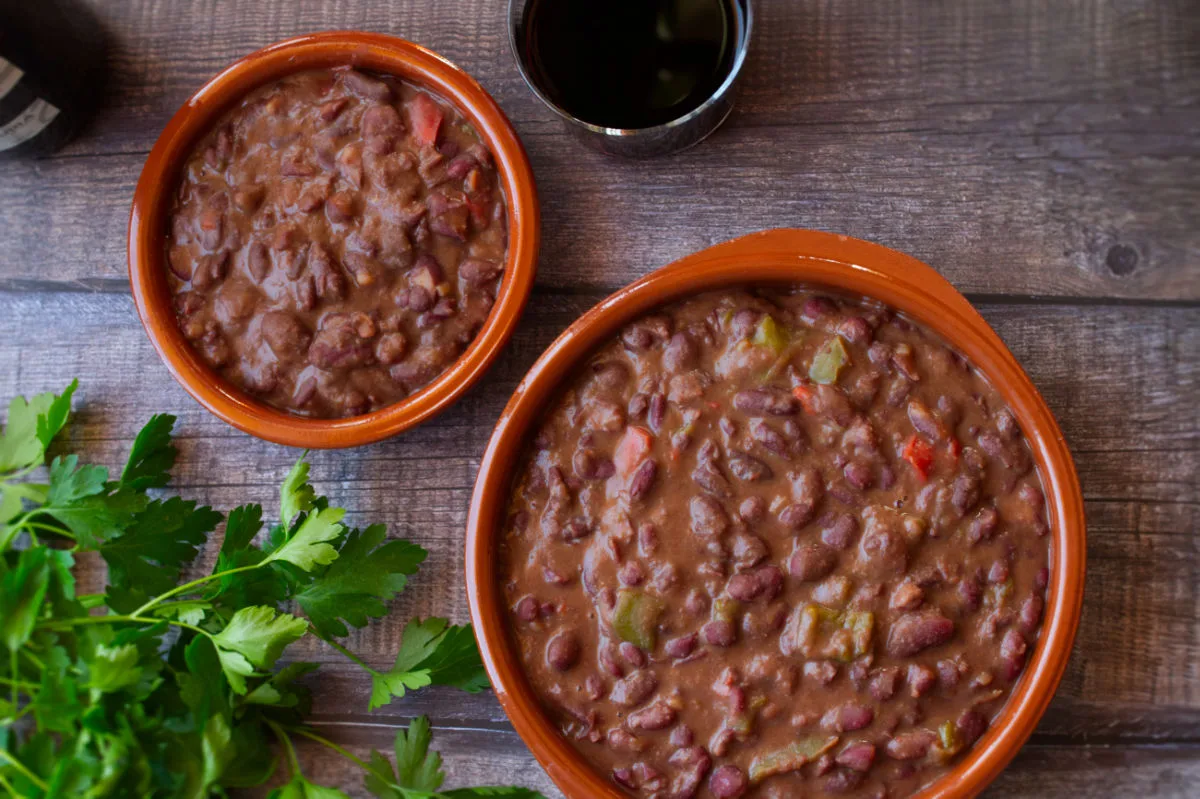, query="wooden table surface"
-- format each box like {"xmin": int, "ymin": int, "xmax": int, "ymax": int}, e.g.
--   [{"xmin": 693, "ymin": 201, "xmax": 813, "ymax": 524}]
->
[{"xmin": 2, "ymin": 0, "xmax": 1197, "ymax": 795}]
